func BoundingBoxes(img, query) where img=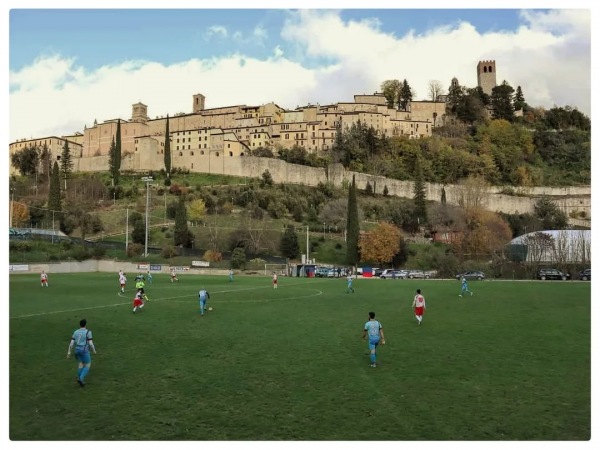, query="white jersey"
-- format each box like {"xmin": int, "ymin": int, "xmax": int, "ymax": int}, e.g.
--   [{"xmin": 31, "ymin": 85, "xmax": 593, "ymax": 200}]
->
[
  {"xmin": 273, "ymin": 274, "xmax": 278, "ymax": 282},
  {"xmin": 413, "ymin": 294, "xmax": 426, "ymax": 308},
  {"xmin": 119, "ymin": 275, "xmax": 127, "ymax": 285},
  {"xmin": 41, "ymin": 272, "xmax": 48, "ymax": 280}
]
